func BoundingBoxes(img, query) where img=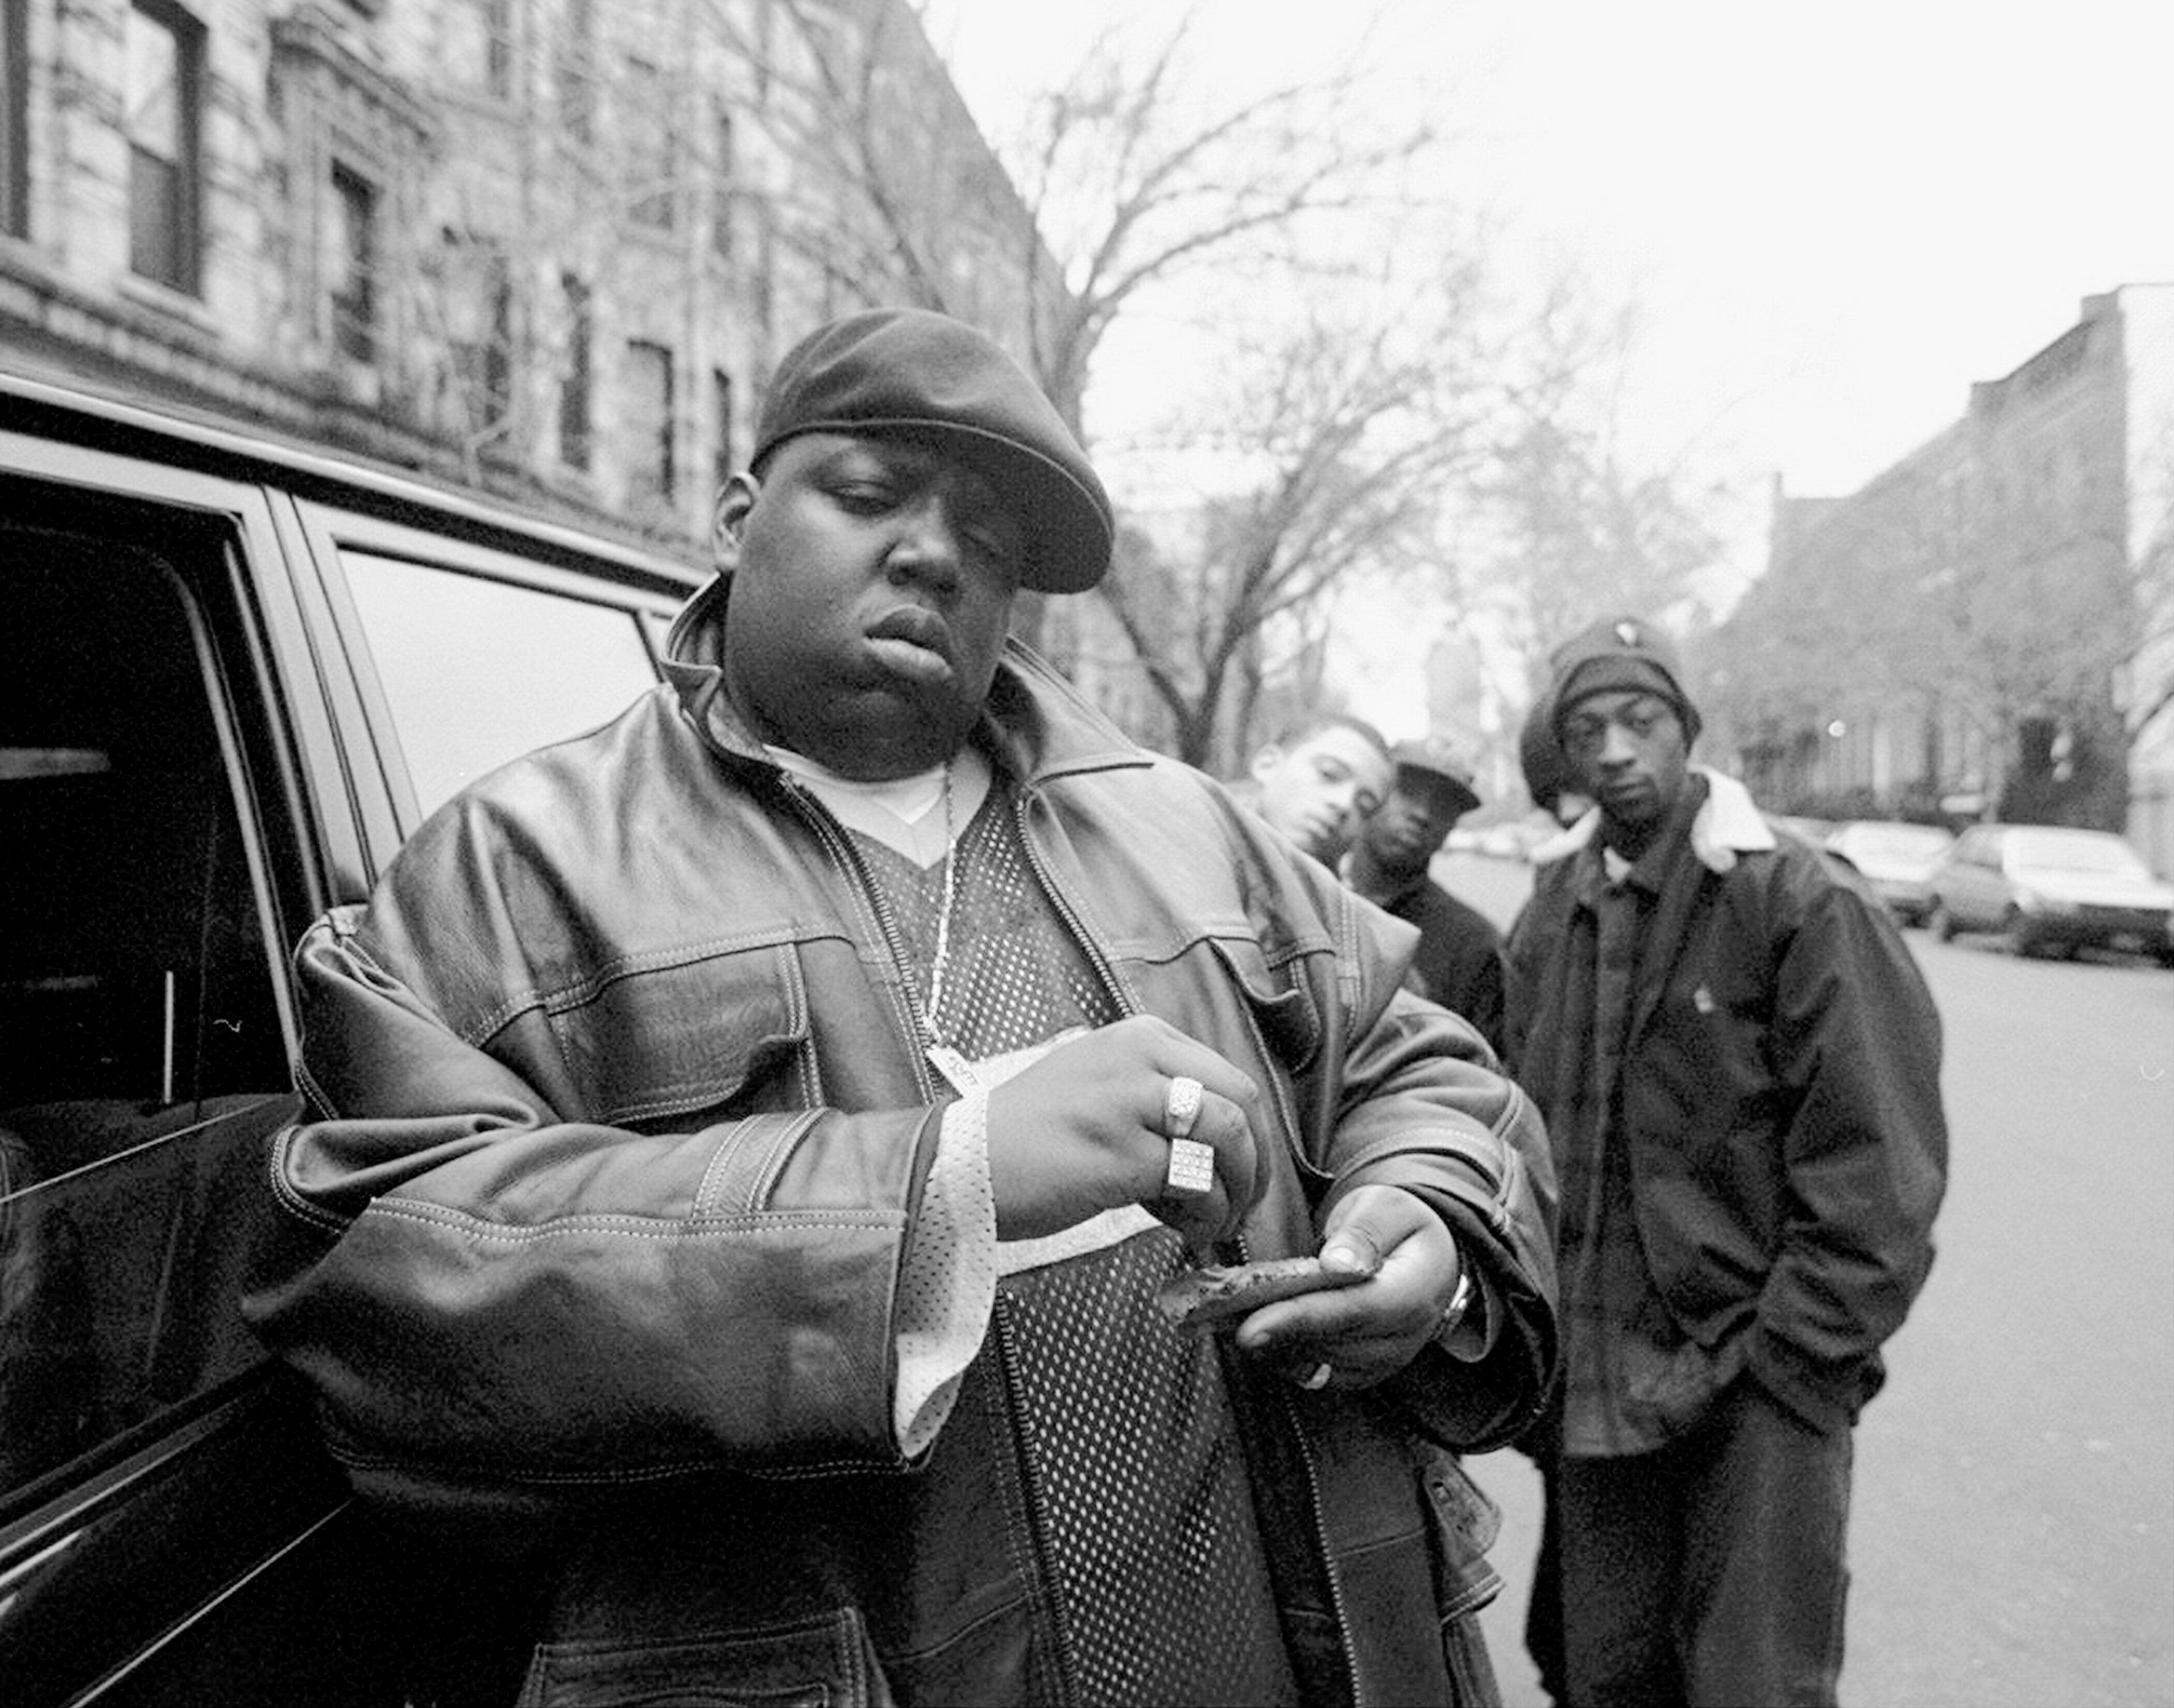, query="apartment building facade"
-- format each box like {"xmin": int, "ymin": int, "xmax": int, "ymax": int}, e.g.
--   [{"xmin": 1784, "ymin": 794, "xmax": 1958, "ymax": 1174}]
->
[
  {"xmin": 0, "ymin": 0, "xmax": 1060, "ymax": 555},
  {"xmin": 1709, "ymin": 284, "xmax": 2174, "ymax": 869}
]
